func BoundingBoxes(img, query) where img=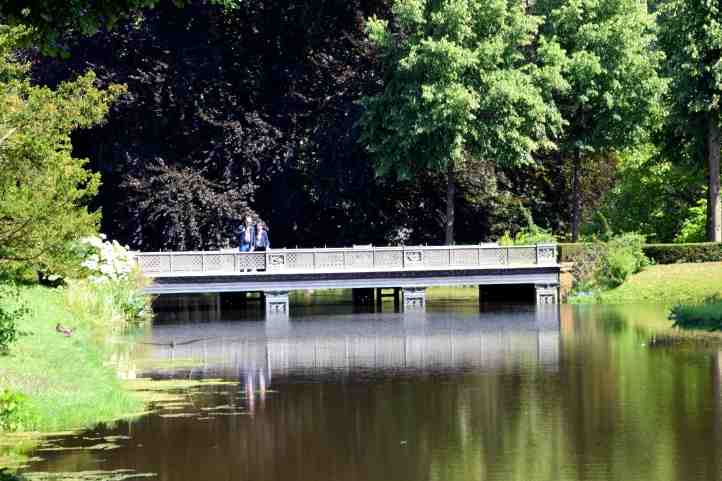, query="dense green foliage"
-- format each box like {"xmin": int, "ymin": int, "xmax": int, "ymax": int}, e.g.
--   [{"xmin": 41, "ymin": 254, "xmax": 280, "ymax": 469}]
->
[
  {"xmin": 643, "ymin": 242, "xmax": 722, "ymax": 264},
  {"xmin": 499, "ymin": 208, "xmax": 556, "ymax": 245},
  {"xmin": 534, "ymin": 0, "xmax": 664, "ymax": 240},
  {"xmin": 670, "ymin": 297, "xmax": 722, "ymax": 331},
  {"xmin": 595, "ymin": 234, "xmax": 649, "ymax": 288},
  {"xmin": 0, "ymin": 389, "xmax": 33, "ymax": 432},
  {"xmin": 0, "ymin": 0, "xmax": 718, "ymax": 252},
  {"xmin": 0, "ymin": 284, "xmax": 27, "ymax": 355},
  {"xmin": 559, "ymin": 234, "xmax": 648, "ymax": 291},
  {"xmin": 361, "ymin": 0, "xmax": 566, "ymax": 242},
  {"xmin": 0, "ymin": 26, "xmax": 123, "ymax": 277},
  {"xmin": 562, "ymin": 242, "xmax": 722, "ymax": 265},
  {"xmin": 0, "ymin": 0, "xmax": 238, "ymax": 55},
  {"xmin": 658, "ymin": 0, "xmax": 722, "ymax": 242},
  {"xmin": 591, "ymin": 145, "xmax": 704, "ymax": 243}
]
